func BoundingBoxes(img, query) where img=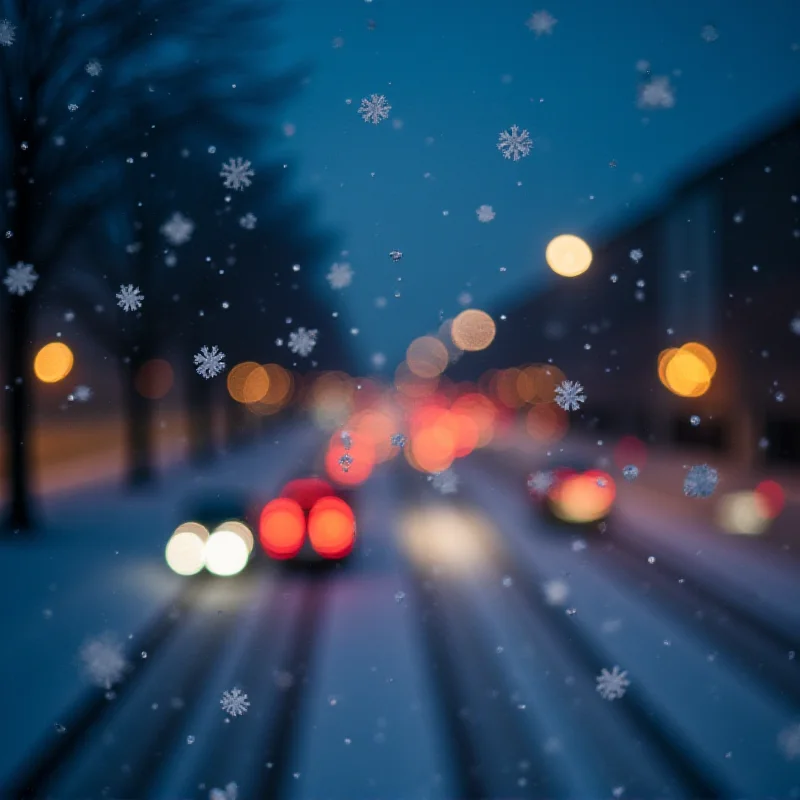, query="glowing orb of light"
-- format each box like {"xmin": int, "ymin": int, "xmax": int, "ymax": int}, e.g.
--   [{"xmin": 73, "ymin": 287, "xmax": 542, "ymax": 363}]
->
[
  {"xmin": 545, "ymin": 234, "xmax": 593, "ymax": 278},
  {"xmin": 259, "ymin": 497, "xmax": 306, "ymax": 559},
  {"xmin": 308, "ymin": 496, "xmax": 356, "ymax": 559},
  {"xmin": 165, "ymin": 522, "xmax": 209, "ymax": 576},
  {"xmin": 716, "ymin": 491, "xmax": 770, "ymax": 536},
  {"xmin": 204, "ymin": 529, "xmax": 249, "ymax": 576},
  {"xmin": 34, "ymin": 342, "xmax": 74, "ymax": 383},
  {"xmin": 451, "ymin": 310, "xmax": 496, "ymax": 352}
]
